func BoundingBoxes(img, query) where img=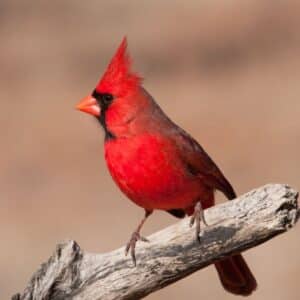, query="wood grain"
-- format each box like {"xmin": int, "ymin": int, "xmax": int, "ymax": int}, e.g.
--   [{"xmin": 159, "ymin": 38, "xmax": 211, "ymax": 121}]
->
[{"xmin": 13, "ymin": 184, "xmax": 299, "ymax": 300}]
